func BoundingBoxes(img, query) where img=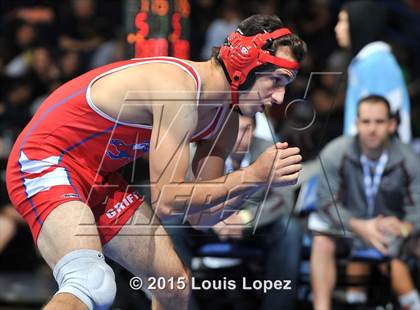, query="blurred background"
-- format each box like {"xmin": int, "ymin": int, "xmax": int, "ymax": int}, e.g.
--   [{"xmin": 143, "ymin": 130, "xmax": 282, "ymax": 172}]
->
[{"xmin": 0, "ymin": 0, "xmax": 419, "ymax": 309}]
